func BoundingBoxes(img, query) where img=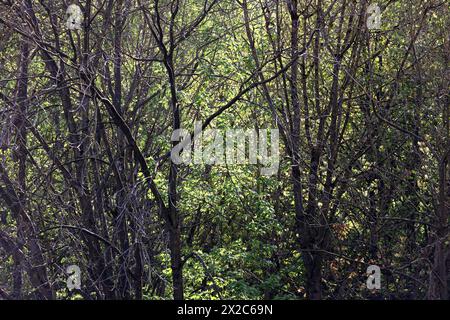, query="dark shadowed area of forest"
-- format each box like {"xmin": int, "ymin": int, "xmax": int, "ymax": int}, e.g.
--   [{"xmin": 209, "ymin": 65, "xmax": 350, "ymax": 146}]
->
[{"xmin": 0, "ymin": 0, "xmax": 448, "ymax": 300}]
